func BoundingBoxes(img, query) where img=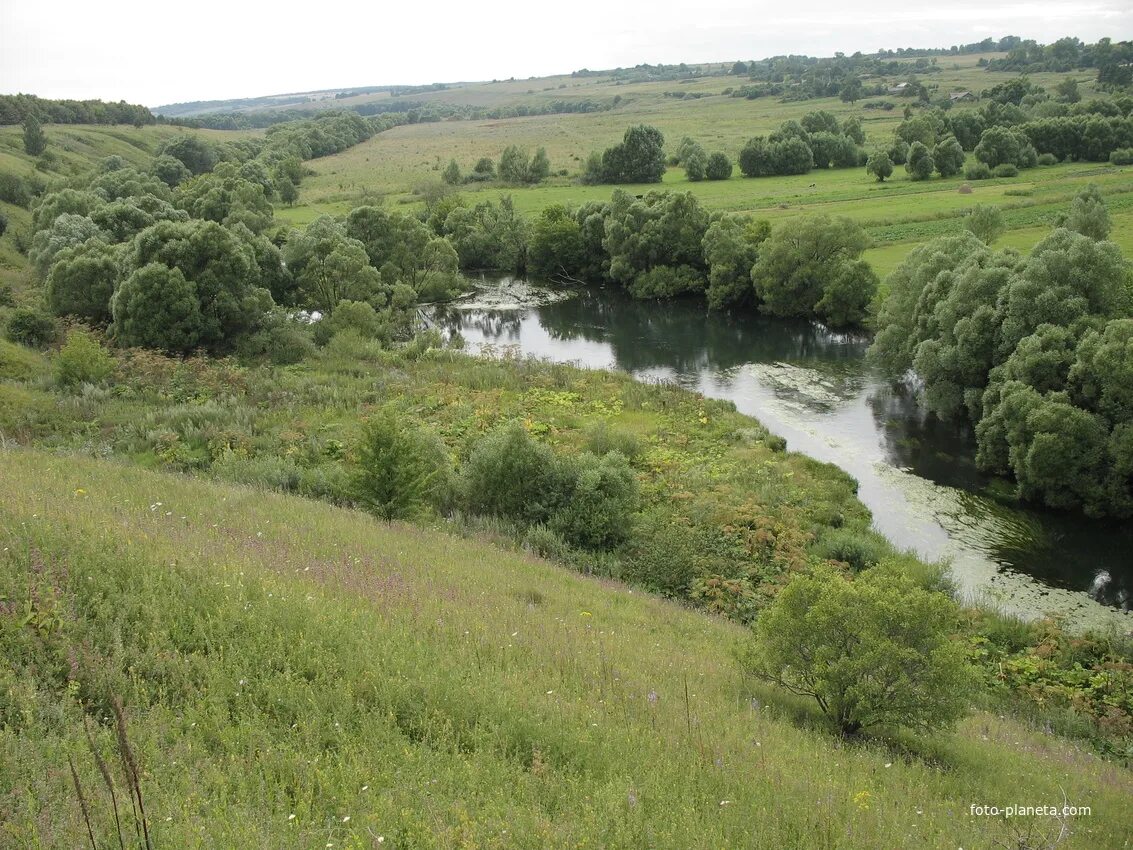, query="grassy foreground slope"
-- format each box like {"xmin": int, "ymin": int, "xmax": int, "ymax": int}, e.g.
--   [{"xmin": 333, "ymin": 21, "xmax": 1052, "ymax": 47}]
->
[{"xmin": 3, "ymin": 450, "xmax": 1131, "ymax": 849}]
